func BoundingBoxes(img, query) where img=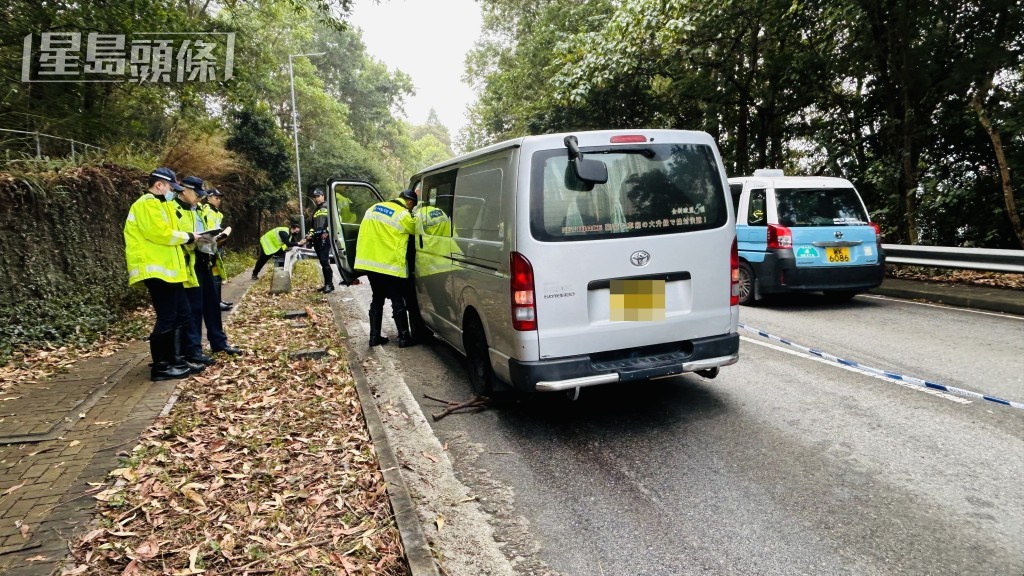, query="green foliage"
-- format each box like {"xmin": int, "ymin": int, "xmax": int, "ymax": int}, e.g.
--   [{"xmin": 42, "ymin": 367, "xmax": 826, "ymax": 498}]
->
[
  {"xmin": 0, "ymin": 166, "xmax": 149, "ymax": 361},
  {"xmin": 465, "ymin": 0, "xmax": 1024, "ymax": 248}
]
